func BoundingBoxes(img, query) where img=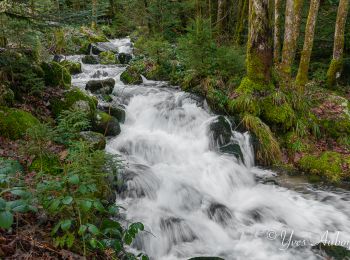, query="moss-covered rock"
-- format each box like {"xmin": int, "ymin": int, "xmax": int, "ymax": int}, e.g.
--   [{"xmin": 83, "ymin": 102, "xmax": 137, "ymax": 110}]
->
[
  {"xmin": 298, "ymin": 151, "xmax": 350, "ymax": 183},
  {"xmin": 261, "ymin": 96, "xmax": 295, "ymax": 130},
  {"xmin": 60, "ymin": 60, "xmax": 82, "ymax": 75},
  {"xmin": 0, "ymin": 84, "xmax": 14, "ymax": 106},
  {"xmin": 50, "ymin": 88, "xmax": 97, "ymax": 118},
  {"xmin": 0, "ymin": 107, "xmax": 40, "ymax": 140},
  {"xmin": 118, "ymin": 53, "xmax": 132, "ymax": 64},
  {"xmin": 92, "ymin": 111, "xmax": 121, "ymax": 137},
  {"xmin": 82, "ymin": 55, "xmax": 99, "ymax": 64},
  {"xmin": 120, "ymin": 67, "xmax": 143, "ymax": 85},
  {"xmin": 85, "ymin": 78, "xmax": 115, "ymax": 95},
  {"xmin": 312, "ymin": 243, "xmax": 350, "ymax": 260},
  {"xmin": 312, "ymin": 95, "xmax": 350, "ymax": 138},
  {"xmin": 99, "ymin": 104, "xmax": 126, "ymax": 123},
  {"xmin": 79, "ymin": 131, "xmax": 106, "ymax": 150},
  {"xmin": 41, "ymin": 61, "xmax": 71, "ymax": 89},
  {"xmin": 29, "ymin": 154, "xmax": 61, "ymax": 174},
  {"xmin": 99, "ymin": 51, "xmax": 117, "ymax": 65}
]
